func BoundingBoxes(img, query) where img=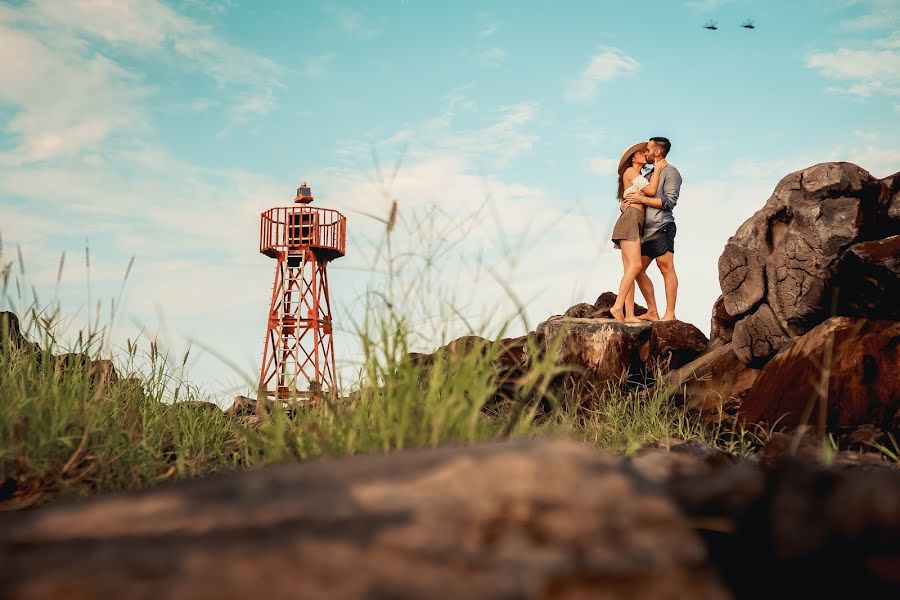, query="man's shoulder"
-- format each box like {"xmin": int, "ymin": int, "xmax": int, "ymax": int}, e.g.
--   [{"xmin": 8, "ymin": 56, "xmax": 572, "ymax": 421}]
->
[{"xmin": 665, "ymin": 164, "xmax": 682, "ymax": 179}]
